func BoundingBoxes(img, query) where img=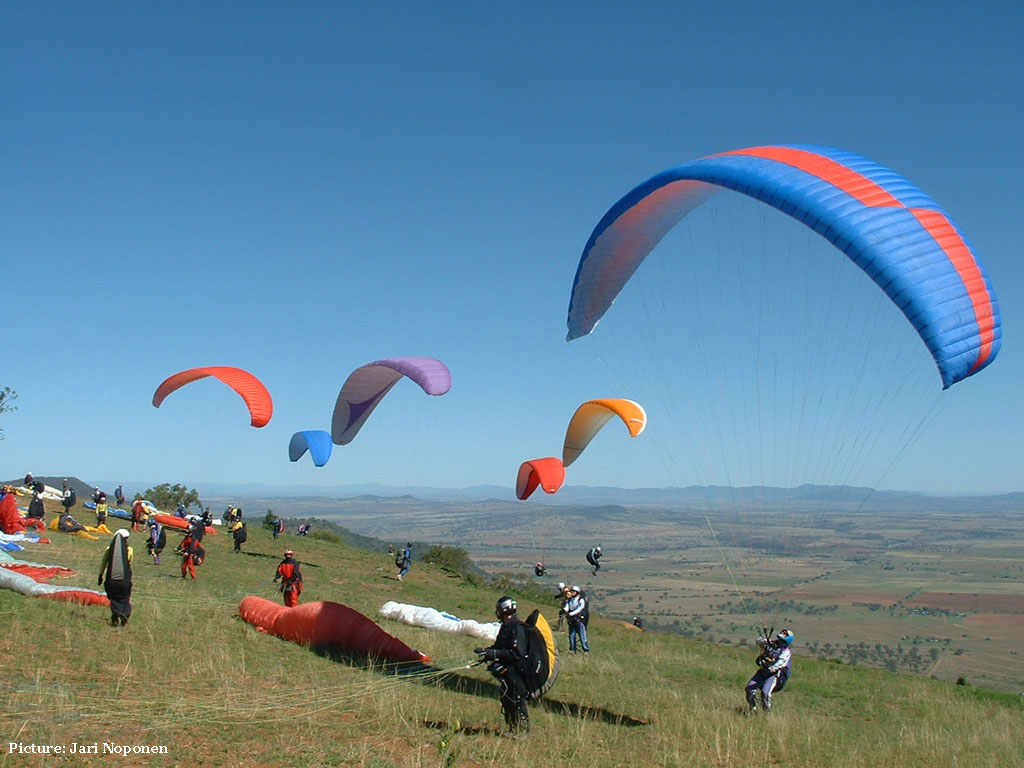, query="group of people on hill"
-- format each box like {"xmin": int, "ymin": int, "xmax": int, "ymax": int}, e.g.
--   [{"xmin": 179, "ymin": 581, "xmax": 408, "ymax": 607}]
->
[
  {"xmin": 89, "ymin": 528, "xmax": 306, "ymax": 629},
  {"xmin": 9, "ymin": 478, "xmax": 799, "ymax": 734}
]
